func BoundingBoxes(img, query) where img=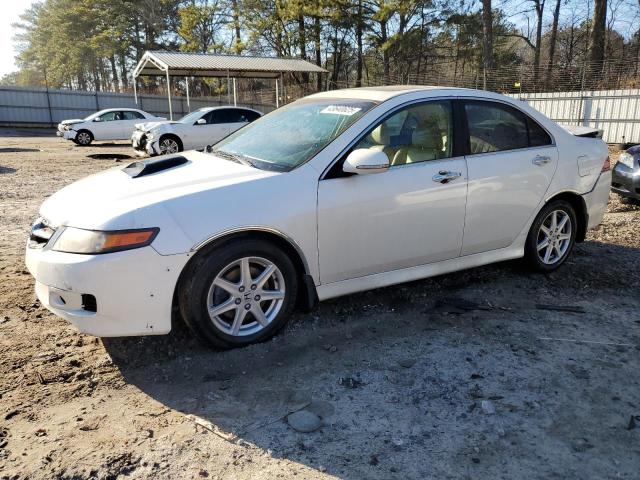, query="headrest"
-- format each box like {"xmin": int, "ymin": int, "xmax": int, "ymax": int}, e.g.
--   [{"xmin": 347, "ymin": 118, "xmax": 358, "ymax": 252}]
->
[{"xmin": 370, "ymin": 123, "xmax": 390, "ymax": 145}]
